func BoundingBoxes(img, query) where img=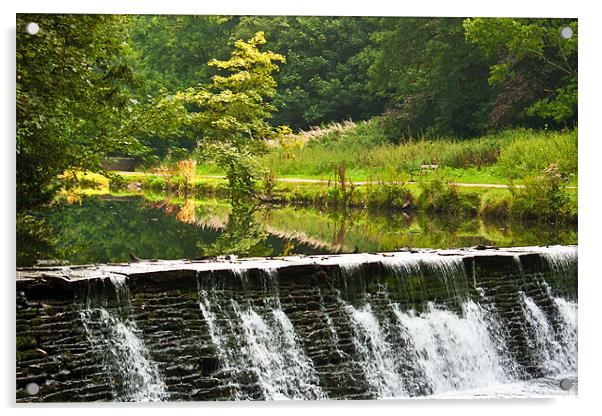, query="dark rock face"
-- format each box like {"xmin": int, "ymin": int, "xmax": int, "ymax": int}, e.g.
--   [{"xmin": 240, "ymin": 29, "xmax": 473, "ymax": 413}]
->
[{"xmin": 16, "ymin": 248, "xmax": 578, "ymax": 402}]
